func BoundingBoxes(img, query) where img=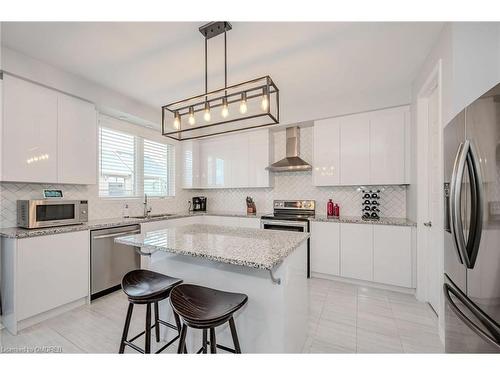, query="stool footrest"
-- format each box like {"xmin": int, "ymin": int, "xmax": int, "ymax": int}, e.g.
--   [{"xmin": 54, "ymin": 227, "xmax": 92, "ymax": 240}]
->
[
  {"xmin": 126, "ymin": 319, "xmax": 180, "ymax": 354},
  {"xmin": 195, "ymin": 341, "xmax": 236, "ymax": 354}
]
